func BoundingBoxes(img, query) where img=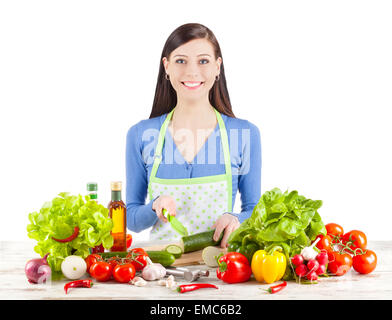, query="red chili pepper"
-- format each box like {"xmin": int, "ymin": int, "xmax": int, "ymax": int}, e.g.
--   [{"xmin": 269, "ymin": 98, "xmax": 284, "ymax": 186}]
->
[
  {"xmin": 216, "ymin": 252, "xmax": 252, "ymax": 284},
  {"xmin": 52, "ymin": 226, "xmax": 79, "ymax": 243},
  {"xmin": 264, "ymin": 281, "xmax": 287, "ymax": 294},
  {"xmin": 64, "ymin": 279, "xmax": 93, "ymax": 294},
  {"xmin": 176, "ymin": 283, "xmax": 218, "ymax": 293}
]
